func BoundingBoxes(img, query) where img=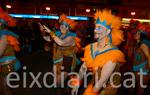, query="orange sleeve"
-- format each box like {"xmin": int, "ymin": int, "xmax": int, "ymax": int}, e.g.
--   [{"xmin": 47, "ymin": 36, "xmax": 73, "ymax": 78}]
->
[
  {"xmin": 81, "ymin": 44, "xmax": 94, "ymax": 68},
  {"xmin": 6, "ymin": 35, "xmax": 20, "ymax": 52},
  {"xmin": 93, "ymin": 50, "xmax": 126, "ymax": 68}
]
